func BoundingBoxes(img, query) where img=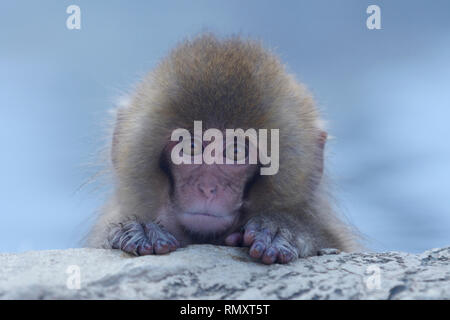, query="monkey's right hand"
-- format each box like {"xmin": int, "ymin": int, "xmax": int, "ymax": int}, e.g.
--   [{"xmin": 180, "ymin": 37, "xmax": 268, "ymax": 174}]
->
[{"xmin": 108, "ymin": 220, "xmax": 179, "ymax": 256}]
